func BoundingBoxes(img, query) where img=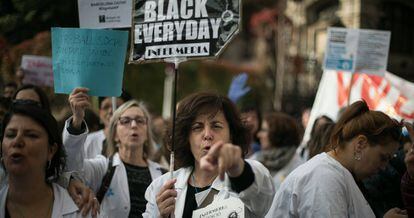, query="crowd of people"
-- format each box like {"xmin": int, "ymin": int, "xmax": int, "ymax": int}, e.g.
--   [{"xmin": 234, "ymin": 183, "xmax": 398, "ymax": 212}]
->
[{"xmin": 1, "ymin": 76, "xmax": 414, "ymax": 218}]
